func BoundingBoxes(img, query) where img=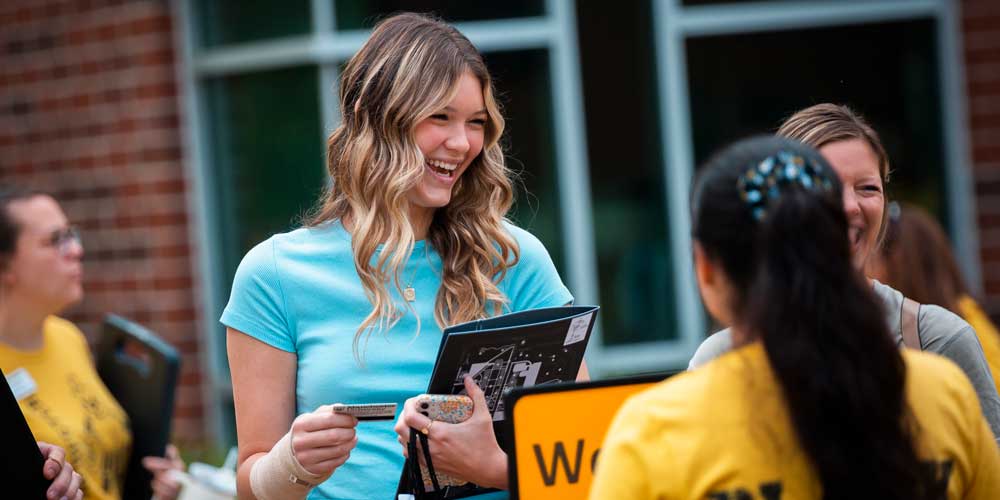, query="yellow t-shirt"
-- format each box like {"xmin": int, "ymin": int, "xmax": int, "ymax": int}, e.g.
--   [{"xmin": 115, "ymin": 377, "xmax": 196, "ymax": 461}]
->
[
  {"xmin": 957, "ymin": 295, "xmax": 1000, "ymax": 395},
  {"xmin": 590, "ymin": 342, "xmax": 1000, "ymax": 499},
  {"xmin": 0, "ymin": 316, "xmax": 131, "ymax": 500}
]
